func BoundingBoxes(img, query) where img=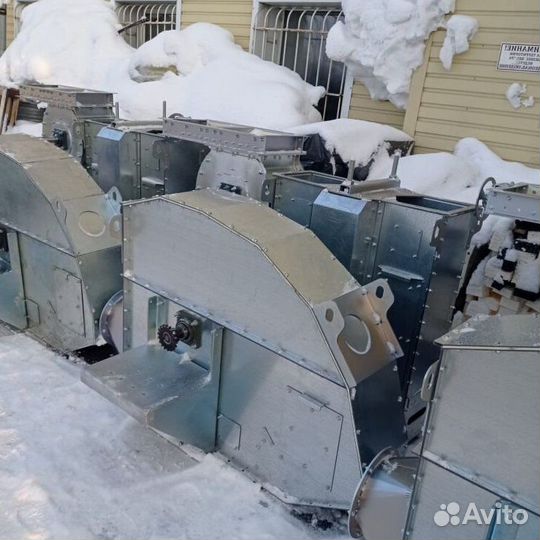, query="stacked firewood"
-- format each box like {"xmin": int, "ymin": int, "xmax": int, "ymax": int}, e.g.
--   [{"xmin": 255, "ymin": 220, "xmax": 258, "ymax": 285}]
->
[{"xmin": 465, "ymin": 219, "xmax": 540, "ymax": 317}]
